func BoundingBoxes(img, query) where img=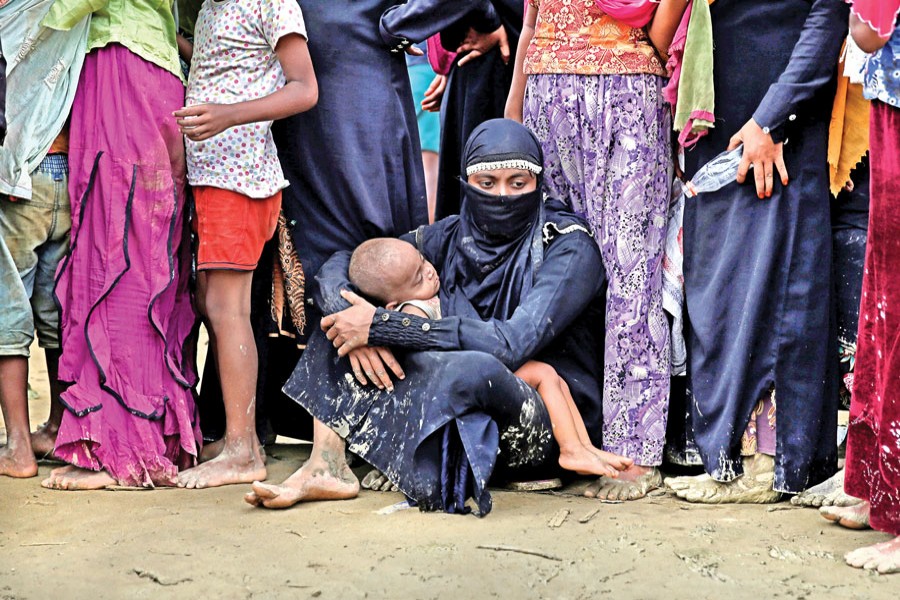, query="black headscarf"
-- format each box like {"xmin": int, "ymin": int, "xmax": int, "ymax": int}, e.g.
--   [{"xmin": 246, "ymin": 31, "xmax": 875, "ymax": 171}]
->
[{"xmin": 439, "ymin": 119, "xmax": 546, "ymax": 321}]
